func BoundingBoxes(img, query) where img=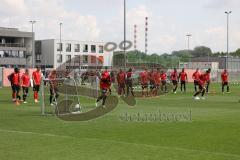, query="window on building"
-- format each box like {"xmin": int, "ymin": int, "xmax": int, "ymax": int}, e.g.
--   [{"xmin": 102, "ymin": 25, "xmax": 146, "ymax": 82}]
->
[
  {"xmin": 91, "ymin": 45, "xmax": 96, "ymax": 53},
  {"xmin": 57, "ymin": 43, "xmax": 63, "ymax": 51},
  {"xmin": 83, "ymin": 44, "xmax": 88, "ymax": 52},
  {"xmin": 83, "ymin": 55, "xmax": 88, "ymax": 63},
  {"xmin": 66, "ymin": 43, "xmax": 71, "ymax": 52},
  {"xmin": 99, "ymin": 45, "xmax": 104, "ymax": 53},
  {"xmin": 66, "ymin": 55, "xmax": 71, "ymax": 62},
  {"xmin": 74, "ymin": 44, "xmax": 80, "ymax": 52},
  {"xmin": 91, "ymin": 55, "xmax": 96, "ymax": 64},
  {"xmin": 74, "ymin": 55, "xmax": 81, "ymax": 63},
  {"xmin": 36, "ymin": 54, "xmax": 41, "ymax": 62},
  {"xmin": 57, "ymin": 54, "xmax": 62, "ymax": 63}
]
